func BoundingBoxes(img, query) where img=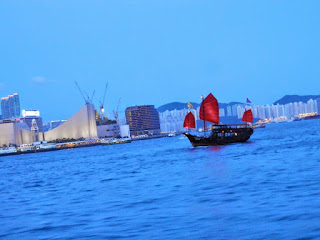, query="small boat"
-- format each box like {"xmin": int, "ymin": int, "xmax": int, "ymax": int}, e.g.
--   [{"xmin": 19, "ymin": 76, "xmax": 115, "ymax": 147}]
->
[
  {"xmin": 101, "ymin": 137, "xmax": 131, "ymax": 145},
  {"xmin": 0, "ymin": 147, "xmax": 17, "ymax": 155},
  {"xmin": 300, "ymin": 114, "xmax": 320, "ymax": 121},
  {"xmin": 184, "ymin": 93, "xmax": 254, "ymax": 147},
  {"xmin": 252, "ymin": 123, "xmax": 266, "ymax": 129},
  {"xmin": 167, "ymin": 133, "xmax": 176, "ymax": 137}
]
